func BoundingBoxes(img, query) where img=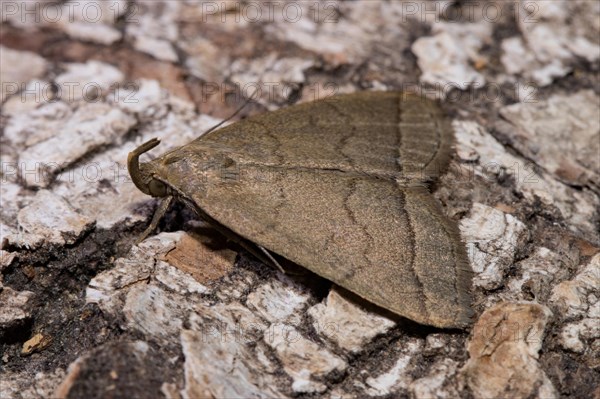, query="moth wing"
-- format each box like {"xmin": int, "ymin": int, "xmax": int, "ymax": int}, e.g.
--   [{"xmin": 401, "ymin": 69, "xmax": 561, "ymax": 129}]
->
[
  {"xmin": 193, "ymin": 92, "xmax": 453, "ymax": 181},
  {"xmin": 154, "ymin": 91, "xmax": 471, "ymax": 327},
  {"xmin": 187, "ymin": 165, "xmax": 472, "ymax": 328}
]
